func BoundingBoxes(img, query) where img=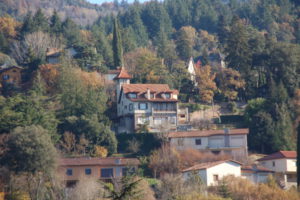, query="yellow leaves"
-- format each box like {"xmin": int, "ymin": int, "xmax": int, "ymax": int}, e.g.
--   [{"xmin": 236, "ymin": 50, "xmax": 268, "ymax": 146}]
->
[
  {"xmin": 199, "ymin": 30, "xmax": 215, "ymax": 43},
  {"xmin": 196, "ymin": 65, "xmax": 217, "ymax": 103},
  {"xmin": 217, "ymin": 68, "xmax": 245, "ymax": 101},
  {"xmin": 80, "ymin": 30, "xmax": 93, "ymax": 44},
  {"xmin": 93, "ymin": 146, "xmax": 108, "ymax": 158},
  {"xmin": 0, "ymin": 15, "xmax": 20, "ymax": 38},
  {"xmin": 75, "ymin": 69, "xmax": 104, "ymax": 88},
  {"xmin": 39, "ymin": 64, "xmax": 104, "ymax": 92}
]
